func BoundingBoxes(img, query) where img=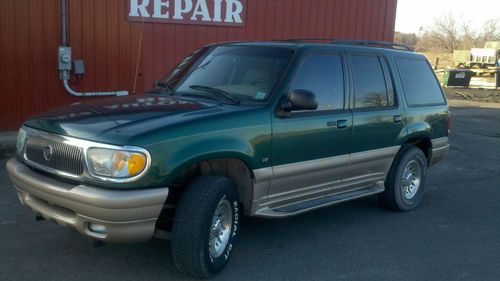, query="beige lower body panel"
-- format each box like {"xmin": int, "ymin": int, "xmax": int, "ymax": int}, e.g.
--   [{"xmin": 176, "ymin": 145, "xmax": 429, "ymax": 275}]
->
[
  {"xmin": 6, "ymin": 158, "xmax": 169, "ymax": 243},
  {"xmin": 251, "ymin": 146, "xmax": 400, "ymax": 217},
  {"xmin": 268, "ymin": 154, "xmax": 350, "ymax": 203},
  {"xmin": 431, "ymin": 137, "xmax": 450, "ymax": 165}
]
